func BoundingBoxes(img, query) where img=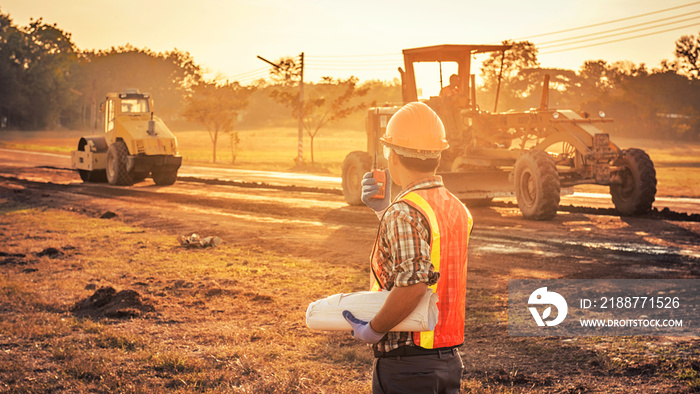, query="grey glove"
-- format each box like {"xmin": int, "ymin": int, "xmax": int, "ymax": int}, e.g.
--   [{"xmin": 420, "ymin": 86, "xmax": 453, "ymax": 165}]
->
[
  {"xmin": 361, "ymin": 170, "xmax": 392, "ymax": 213},
  {"xmin": 342, "ymin": 310, "xmax": 386, "ymax": 344}
]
